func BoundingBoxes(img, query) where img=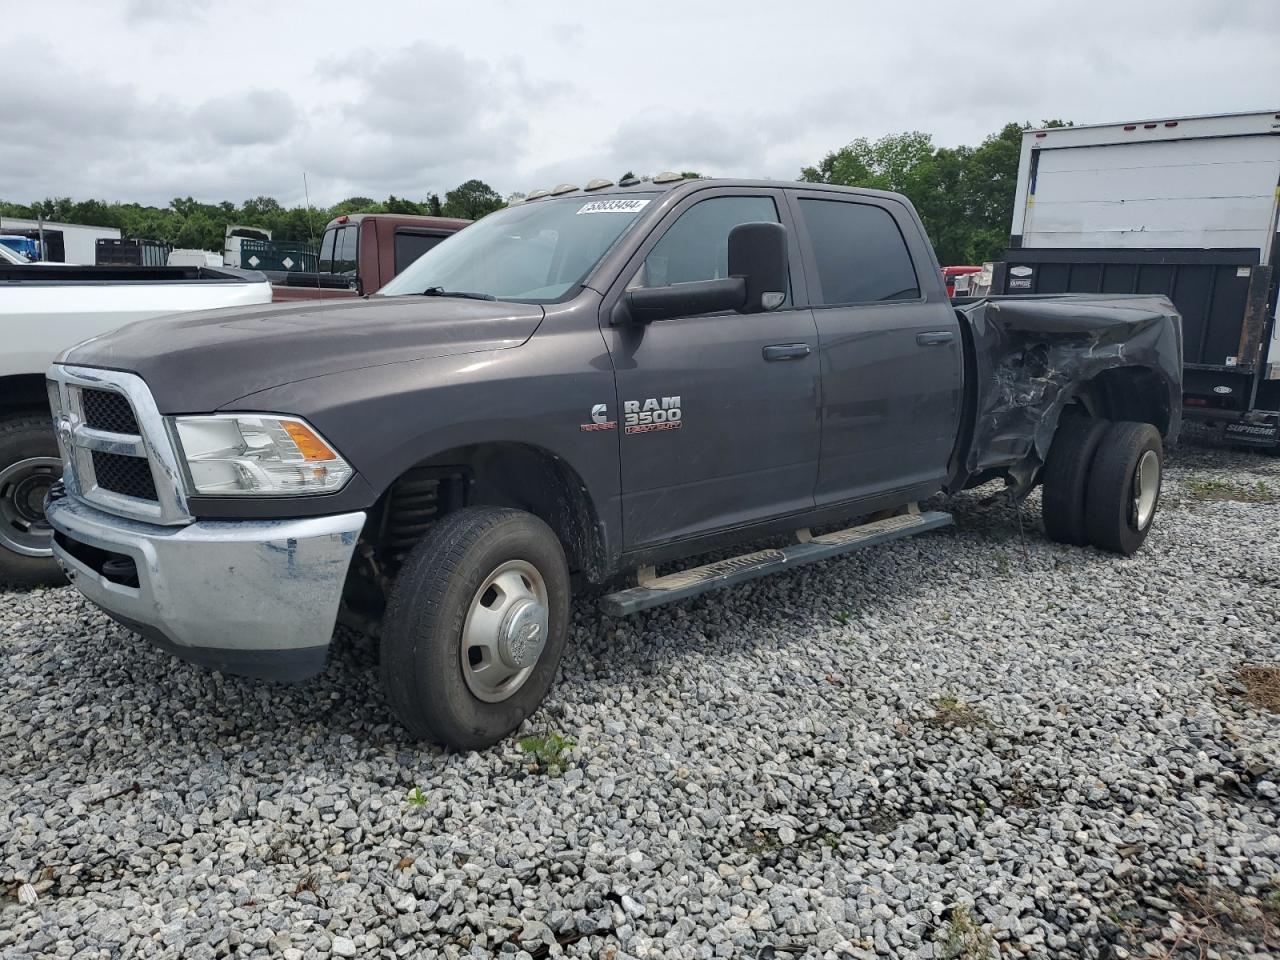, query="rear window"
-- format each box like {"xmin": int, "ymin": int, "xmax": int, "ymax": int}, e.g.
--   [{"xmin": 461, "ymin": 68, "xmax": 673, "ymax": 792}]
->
[
  {"xmin": 798, "ymin": 199, "xmax": 920, "ymax": 305},
  {"xmin": 394, "ymin": 232, "xmax": 447, "ymax": 274}
]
